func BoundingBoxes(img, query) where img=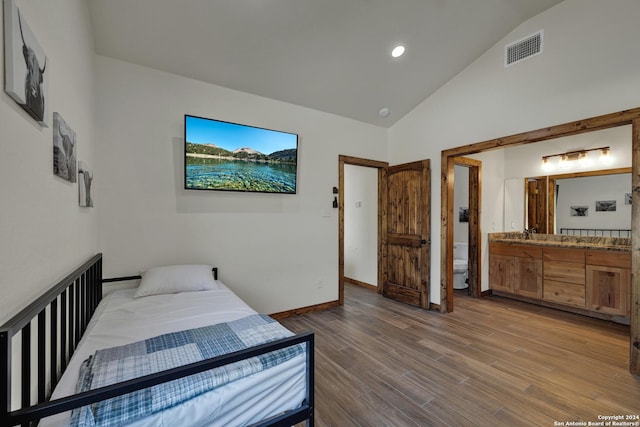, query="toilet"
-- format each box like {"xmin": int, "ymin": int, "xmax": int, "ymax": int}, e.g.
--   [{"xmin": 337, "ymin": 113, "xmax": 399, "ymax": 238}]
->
[{"xmin": 453, "ymin": 242, "xmax": 469, "ymax": 290}]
